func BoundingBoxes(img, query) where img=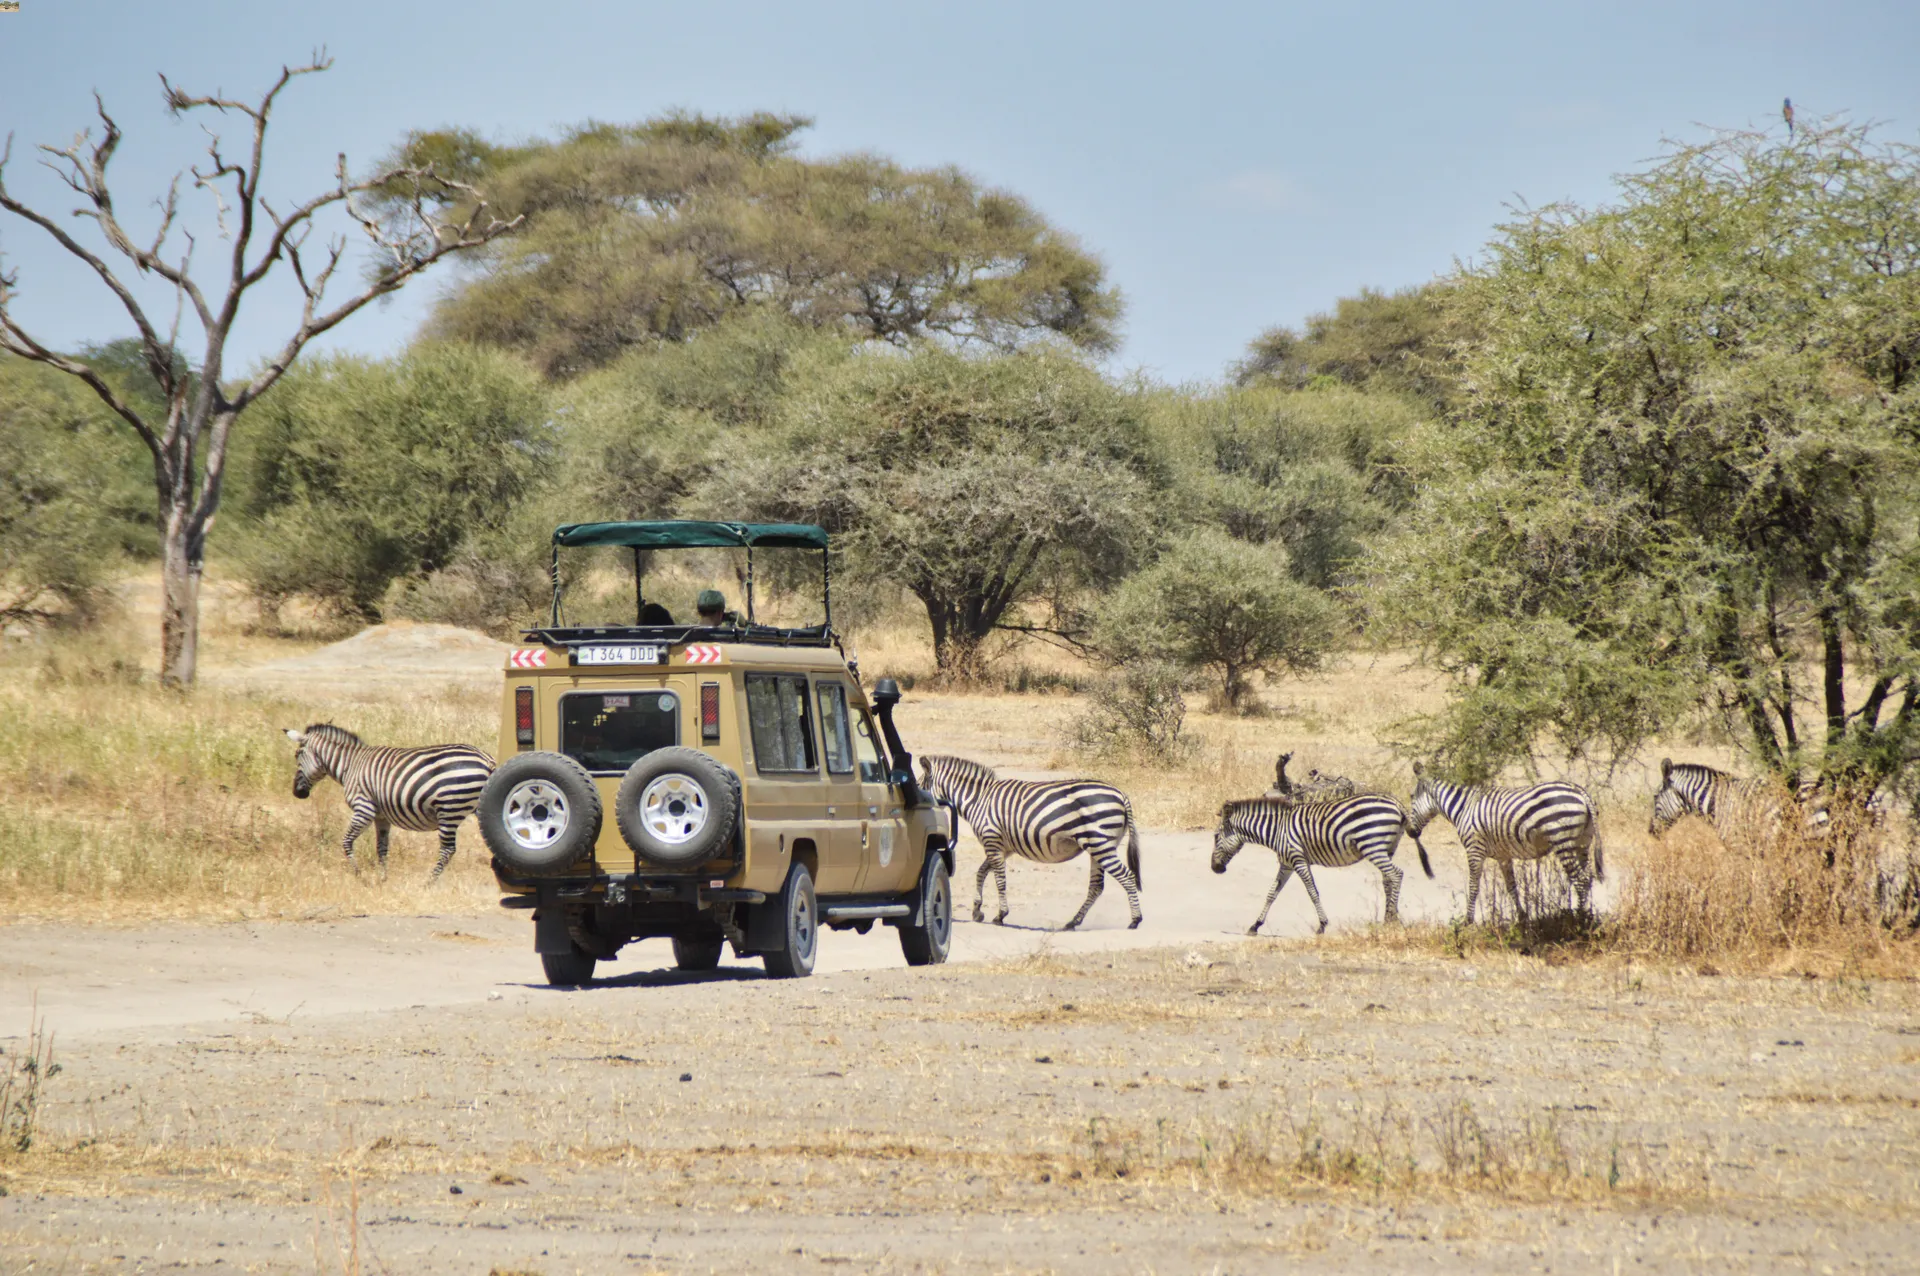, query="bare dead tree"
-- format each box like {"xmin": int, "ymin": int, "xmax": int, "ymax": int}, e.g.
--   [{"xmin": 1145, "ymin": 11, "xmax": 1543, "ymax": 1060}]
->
[{"xmin": 0, "ymin": 52, "xmax": 519, "ymax": 686}]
